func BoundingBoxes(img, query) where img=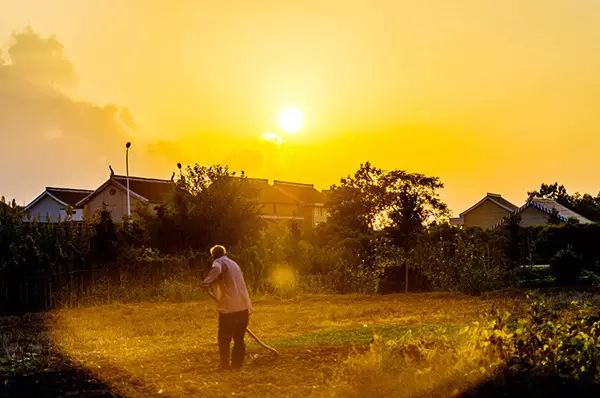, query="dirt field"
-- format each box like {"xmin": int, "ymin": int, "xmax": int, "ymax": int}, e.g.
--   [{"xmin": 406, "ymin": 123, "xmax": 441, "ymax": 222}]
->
[{"xmin": 1, "ymin": 292, "xmax": 522, "ymax": 397}]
